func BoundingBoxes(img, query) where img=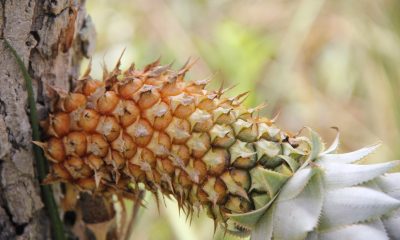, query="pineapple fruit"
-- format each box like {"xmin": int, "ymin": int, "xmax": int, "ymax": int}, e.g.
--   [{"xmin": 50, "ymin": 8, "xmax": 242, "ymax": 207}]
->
[{"xmin": 38, "ymin": 58, "xmax": 400, "ymax": 240}]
